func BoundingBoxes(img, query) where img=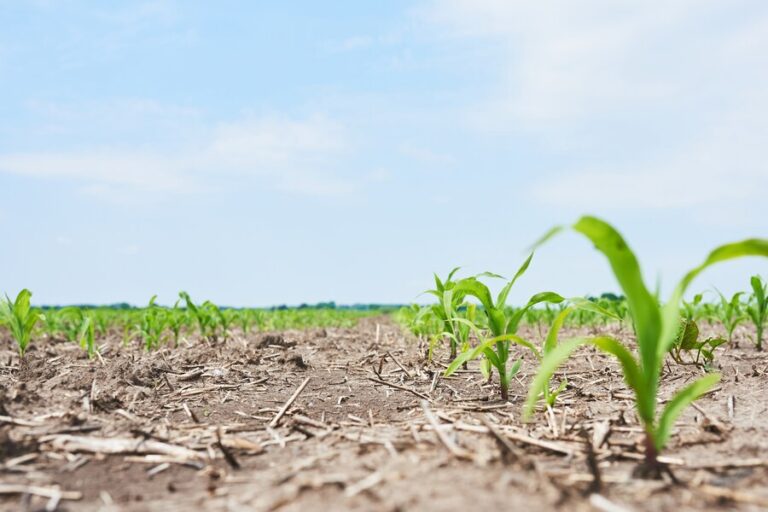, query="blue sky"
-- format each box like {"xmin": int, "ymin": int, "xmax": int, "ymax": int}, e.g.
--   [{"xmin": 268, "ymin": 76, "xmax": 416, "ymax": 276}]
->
[{"xmin": 1, "ymin": 1, "xmax": 766, "ymax": 306}]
